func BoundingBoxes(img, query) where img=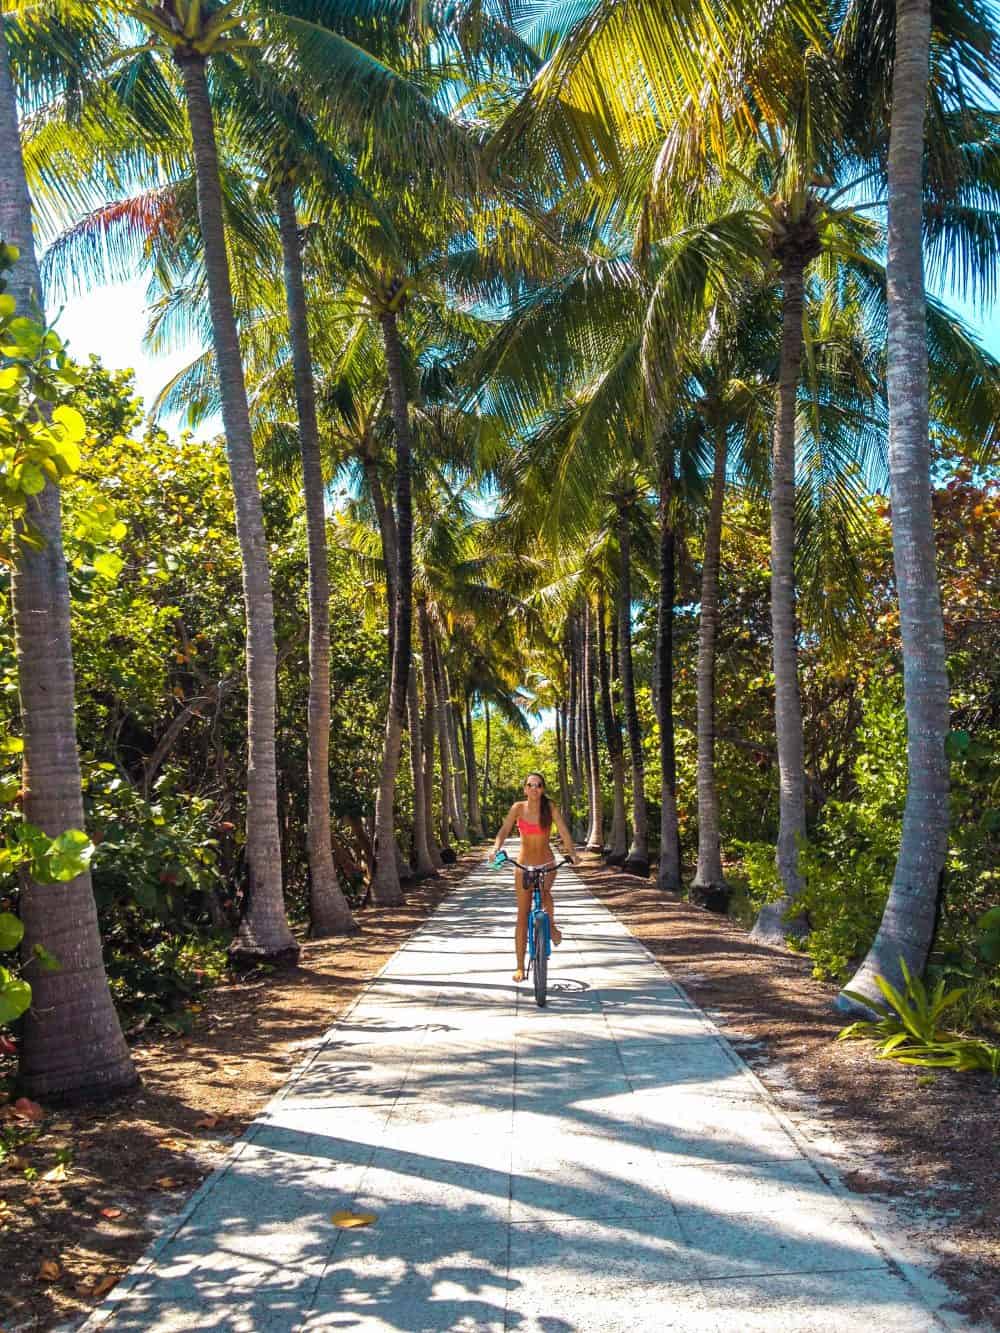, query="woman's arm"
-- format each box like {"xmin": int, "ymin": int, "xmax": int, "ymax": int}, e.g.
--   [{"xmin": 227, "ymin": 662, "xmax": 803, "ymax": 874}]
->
[
  {"xmin": 491, "ymin": 803, "xmax": 521, "ymax": 858},
  {"xmin": 551, "ymin": 805, "xmax": 578, "ymax": 863}
]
